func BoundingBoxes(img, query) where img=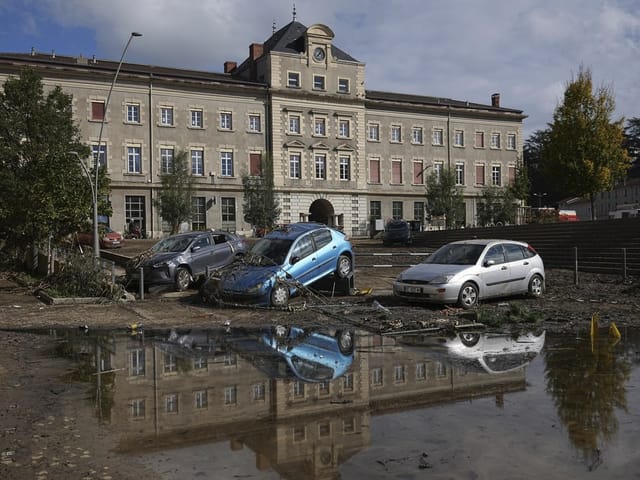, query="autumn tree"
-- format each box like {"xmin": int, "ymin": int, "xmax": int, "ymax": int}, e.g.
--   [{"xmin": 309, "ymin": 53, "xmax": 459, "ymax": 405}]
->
[
  {"xmin": 424, "ymin": 167, "xmax": 465, "ymax": 229},
  {"xmin": 242, "ymin": 154, "xmax": 280, "ymax": 234},
  {"xmin": 0, "ymin": 68, "xmax": 92, "ymax": 262},
  {"xmin": 542, "ymin": 67, "xmax": 631, "ymax": 219},
  {"xmin": 153, "ymin": 150, "xmax": 194, "ymax": 234}
]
